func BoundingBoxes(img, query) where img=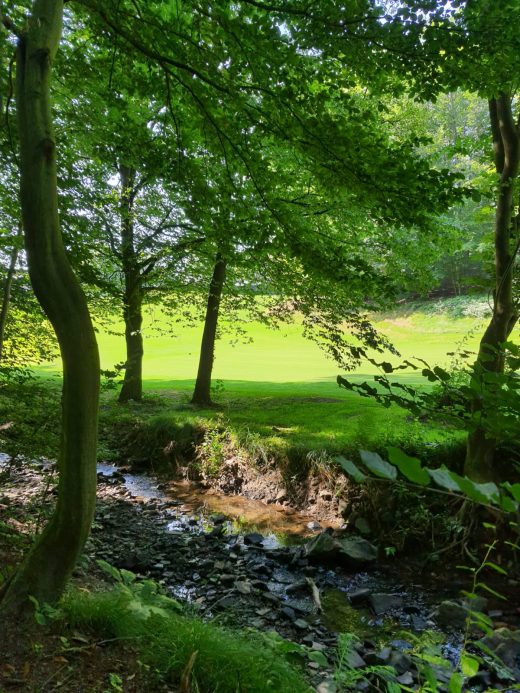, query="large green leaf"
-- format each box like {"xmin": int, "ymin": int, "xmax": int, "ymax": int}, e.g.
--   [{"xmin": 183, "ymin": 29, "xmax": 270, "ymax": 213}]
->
[
  {"xmin": 336, "ymin": 456, "xmax": 367, "ymax": 483},
  {"xmin": 450, "ymin": 473, "xmax": 499, "ymax": 505},
  {"xmin": 387, "ymin": 446, "xmax": 429, "ymax": 485},
  {"xmin": 502, "ymin": 482, "xmax": 520, "ymax": 502},
  {"xmin": 427, "ymin": 467, "xmax": 460, "ymax": 492},
  {"xmin": 359, "ymin": 450, "xmax": 397, "ymax": 480},
  {"xmin": 460, "ymin": 653, "xmax": 479, "ymax": 677}
]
